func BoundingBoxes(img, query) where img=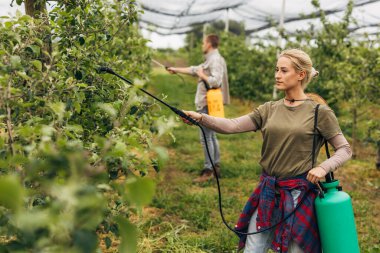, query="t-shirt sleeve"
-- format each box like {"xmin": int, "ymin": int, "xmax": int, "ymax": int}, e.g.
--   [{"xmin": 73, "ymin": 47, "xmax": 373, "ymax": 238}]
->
[
  {"xmin": 317, "ymin": 105, "xmax": 342, "ymax": 140},
  {"xmin": 248, "ymin": 102, "xmax": 270, "ymax": 130}
]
